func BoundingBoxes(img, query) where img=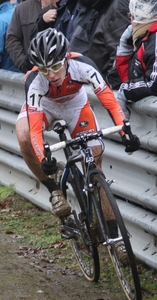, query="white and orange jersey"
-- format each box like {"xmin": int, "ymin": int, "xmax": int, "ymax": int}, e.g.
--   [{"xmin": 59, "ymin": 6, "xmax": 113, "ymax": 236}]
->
[{"xmin": 19, "ymin": 52, "xmax": 125, "ymax": 163}]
